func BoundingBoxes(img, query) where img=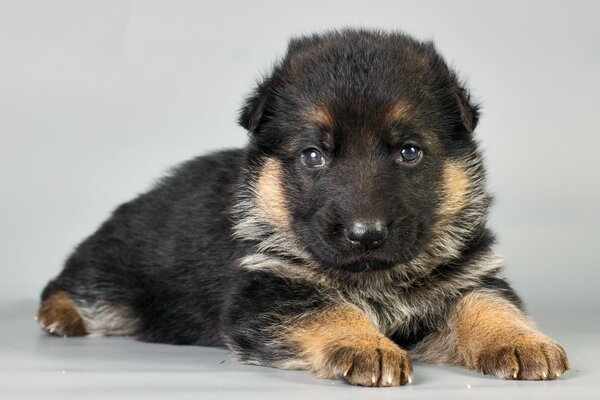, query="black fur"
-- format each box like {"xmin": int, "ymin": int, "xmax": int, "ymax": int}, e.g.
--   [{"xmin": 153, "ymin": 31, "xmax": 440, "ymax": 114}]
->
[
  {"xmin": 40, "ymin": 29, "xmax": 531, "ymax": 381},
  {"xmin": 43, "ymin": 150, "xmax": 245, "ymax": 345}
]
